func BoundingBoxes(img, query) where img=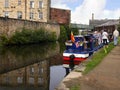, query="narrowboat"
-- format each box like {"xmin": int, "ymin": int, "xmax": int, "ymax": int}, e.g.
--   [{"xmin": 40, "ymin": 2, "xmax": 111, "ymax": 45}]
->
[{"xmin": 63, "ymin": 33, "xmax": 103, "ymax": 64}]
